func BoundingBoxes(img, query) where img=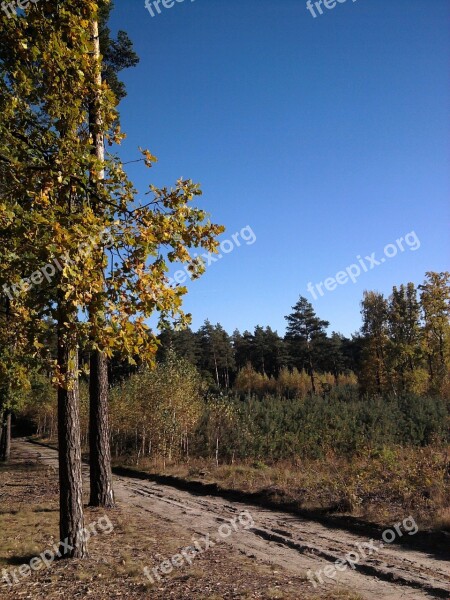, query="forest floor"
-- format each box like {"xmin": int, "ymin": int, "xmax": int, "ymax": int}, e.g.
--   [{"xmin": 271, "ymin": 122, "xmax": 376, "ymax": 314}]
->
[{"xmin": 0, "ymin": 440, "xmax": 449, "ymax": 600}]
